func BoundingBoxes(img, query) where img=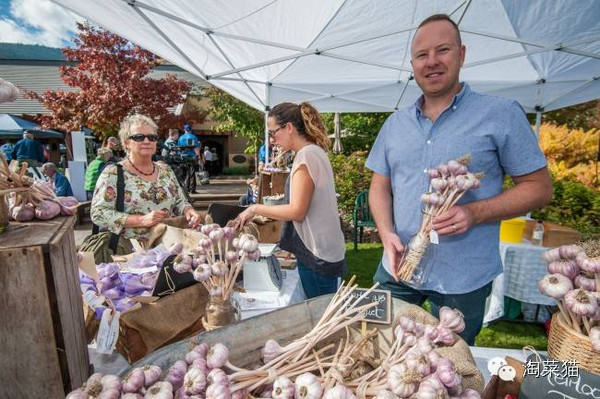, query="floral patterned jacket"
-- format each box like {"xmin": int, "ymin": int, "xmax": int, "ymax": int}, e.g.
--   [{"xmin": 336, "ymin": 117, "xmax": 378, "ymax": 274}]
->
[{"xmin": 91, "ymin": 162, "xmax": 191, "ymax": 244}]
